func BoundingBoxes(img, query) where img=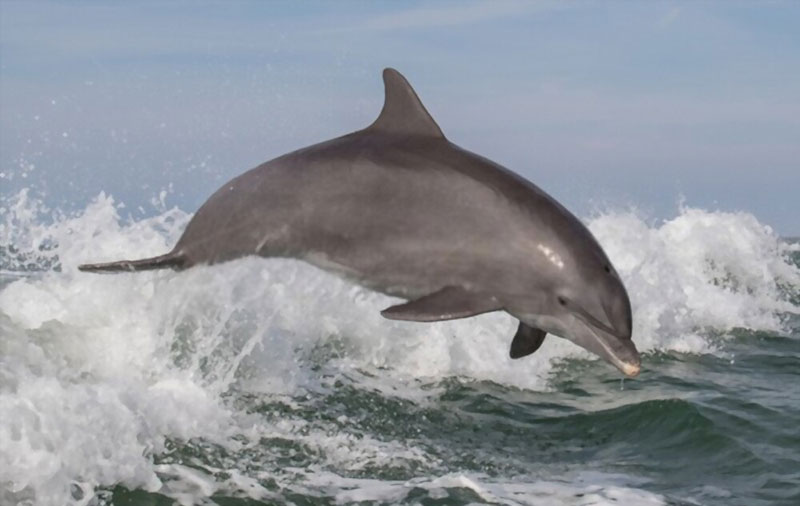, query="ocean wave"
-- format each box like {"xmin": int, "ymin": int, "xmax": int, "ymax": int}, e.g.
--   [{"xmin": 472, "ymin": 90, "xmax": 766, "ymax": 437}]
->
[{"xmin": 1, "ymin": 190, "xmax": 798, "ymax": 505}]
